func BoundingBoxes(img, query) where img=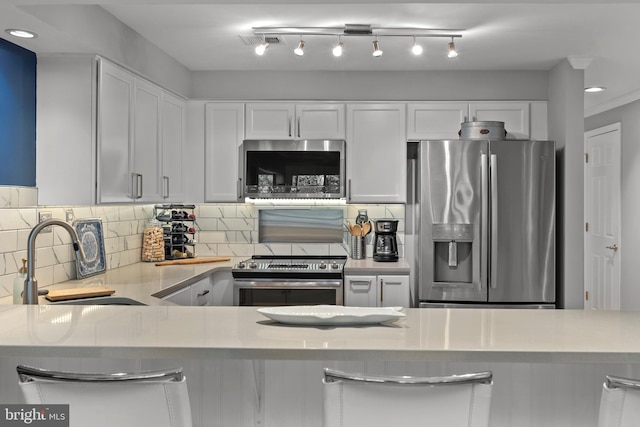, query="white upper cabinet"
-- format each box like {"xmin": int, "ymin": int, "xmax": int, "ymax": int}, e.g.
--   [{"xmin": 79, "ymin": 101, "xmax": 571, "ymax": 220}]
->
[
  {"xmin": 161, "ymin": 92, "xmax": 187, "ymax": 202},
  {"xmin": 98, "ymin": 60, "xmax": 136, "ymax": 203},
  {"xmin": 468, "ymin": 101, "xmax": 531, "ymax": 139},
  {"xmin": 296, "ymin": 103, "xmax": 345, "ymax": 139},
  {"xmin": 98, "ymin": 59, "xmax": 187, "ymax": 204},
  {"xmin": 346, "ymin": 103, "xmax": 406, "ymax": 203},
  {"xmin": 407, "ymin": 102, "xmax": 468, "ymax": 140},
  {"xmin": 205, "ymin": 103, "xmax": 244, "ymax": 202},
  {"xmin": 408, "ymin": 101, "xmax": 540, "ymax": 141},
  {"xmin": 245, "ymin": 102, "xmax": 345, "ymax": 140}
]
